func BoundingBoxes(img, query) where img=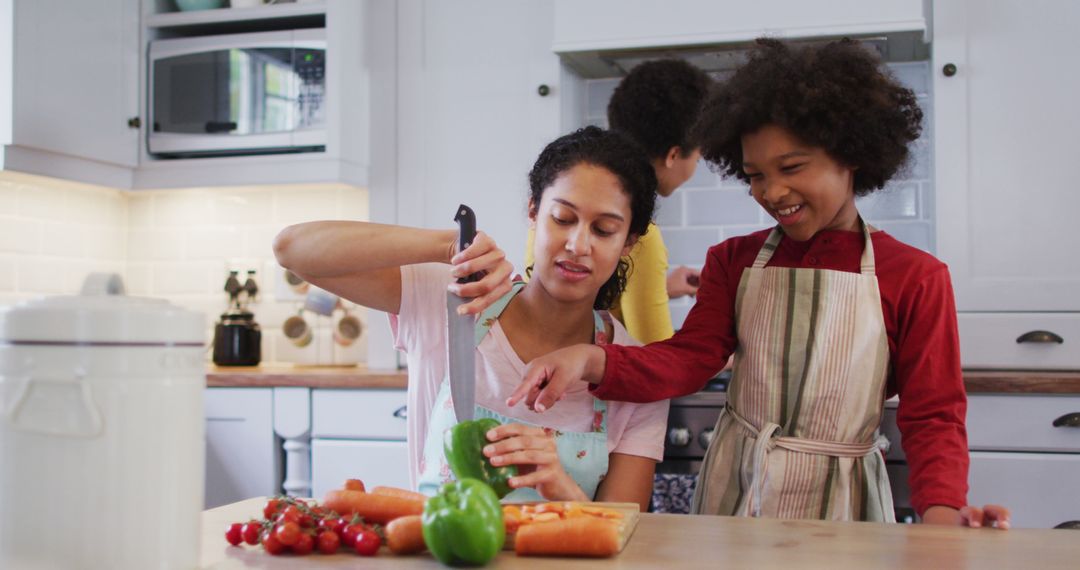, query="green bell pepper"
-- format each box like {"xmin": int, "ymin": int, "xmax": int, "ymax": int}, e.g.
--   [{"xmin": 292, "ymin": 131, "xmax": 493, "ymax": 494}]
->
[
  {"xmin": 422, "ymin": 478, "xmax": 505, "ymax": 566},
  {"xmin": 443, "ymin": 418, "xmax": 517, "ymax": 498}
]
